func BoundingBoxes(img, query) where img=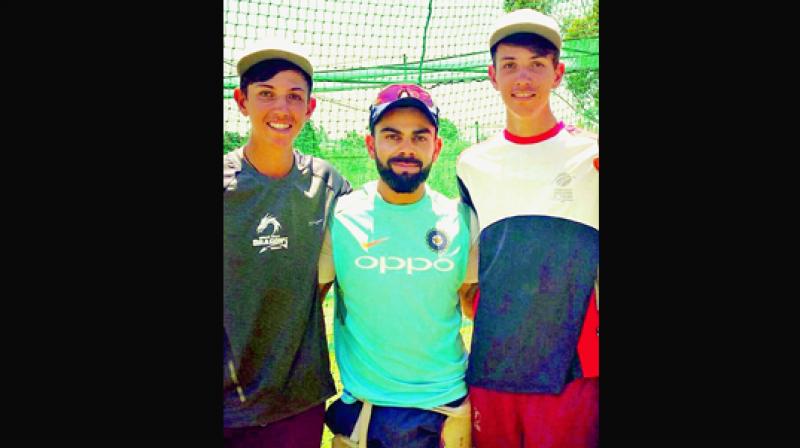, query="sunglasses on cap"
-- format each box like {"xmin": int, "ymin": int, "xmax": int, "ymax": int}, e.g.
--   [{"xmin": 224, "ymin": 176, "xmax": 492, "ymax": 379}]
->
[
  {"xmin": 374, "ymin": 84, "xmax": 435, "ymax": 107},
  {"xmin": 369, "ymin": 84, "xmax": 439, "ymax": 132}
]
